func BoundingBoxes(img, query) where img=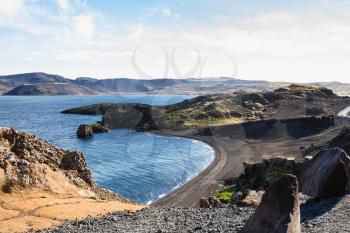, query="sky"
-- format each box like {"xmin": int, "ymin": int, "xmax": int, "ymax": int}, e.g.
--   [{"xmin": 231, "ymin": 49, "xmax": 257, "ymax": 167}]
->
[{"xmin": 1, "ymin": 0, "xmax": 350, "ymax": 82}]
